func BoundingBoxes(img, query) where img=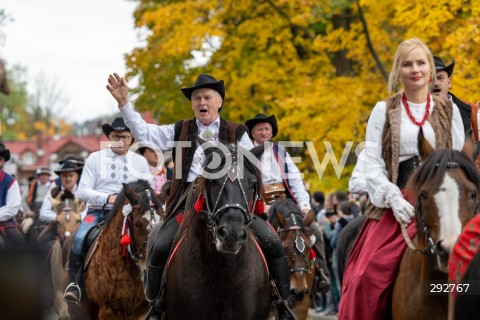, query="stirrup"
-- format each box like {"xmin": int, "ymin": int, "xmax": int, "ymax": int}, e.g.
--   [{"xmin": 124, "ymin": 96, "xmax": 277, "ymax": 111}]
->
[{"xmin": 64, "ymin": 283, "xmax": 81, "ymax": 304}]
